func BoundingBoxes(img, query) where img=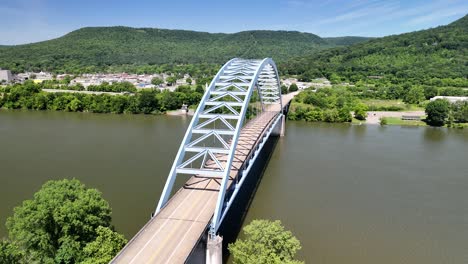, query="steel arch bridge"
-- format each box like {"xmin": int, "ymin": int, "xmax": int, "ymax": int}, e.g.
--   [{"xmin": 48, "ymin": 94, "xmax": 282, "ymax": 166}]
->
[{"xmin": 156, "ymin": 58, "xmax": 283, "ymax": 236}]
